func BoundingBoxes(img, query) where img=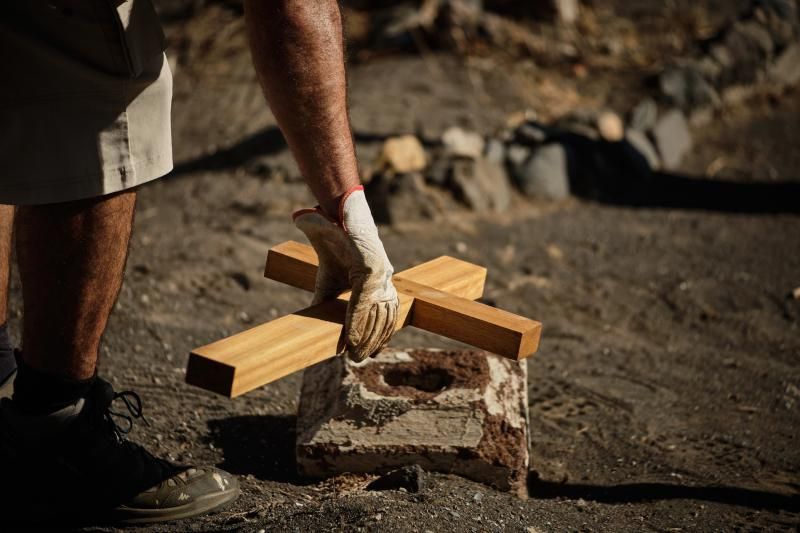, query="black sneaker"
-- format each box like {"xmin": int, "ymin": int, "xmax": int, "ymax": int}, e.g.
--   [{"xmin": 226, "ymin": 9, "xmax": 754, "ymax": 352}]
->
[{"xmin": 0, "ymin": 377, "xmax": 239, "ymax": 524}]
